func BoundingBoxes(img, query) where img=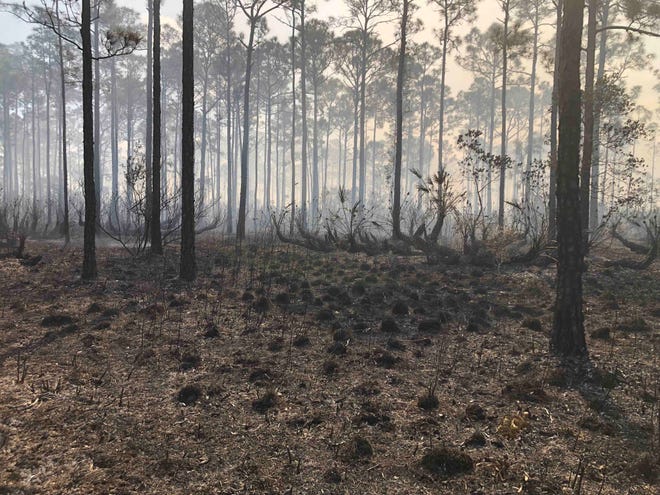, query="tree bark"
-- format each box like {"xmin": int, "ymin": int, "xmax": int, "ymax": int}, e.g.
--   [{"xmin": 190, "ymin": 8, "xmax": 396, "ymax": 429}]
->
[
  {"xmin": 93, "ymin": 7, "xmax": 101, "ymax": 223},
  {"xmin": 524, "ymin": 6, "xmax": 539, "ymax": 205},
  {"xmin": 145, "ymin": 0, "xmax": 154, "ymax": 239},
  {"xmin": 110, "ymin": 58, "xmax": 119, "ymax": 227},
  {"xmin": 580, "ymin": 0, "xmax": 597, "ymax": 246},
  {"xmin": 392, "ymin": 0, "xmax": 409, "ymax": 239},
  {"xmin": 151, "ymin": 0, "xmax": 163, "ymax": 254},
  {"xmin": 590, "ymin": 0, "xmax": 610, "ymax": 229},
  {"xmin": 237, "ymin": 15, "xmax": 256, "ymax": 239},
  {"xmin": 180, "ymin": 0, "xmax": 196, "ymax": 280},
  {"xmin": 552, "ymin": 0, "xmax": 586, "ymax": 357},
  {"xmin": 498, "ymin": 0, "xmax": 510, "ymax": 228},
  {"xmin": 56, "ymin": 3, "xmax": 70, "ymax": 244},
  {"xmin": 300, "ymin": 1, "xmax": 309, "ymax": 227},
  {"xmin": 548, "ymin": 0, "xmax": 562, "ymax": 241},
  {"xmin": 82, "ymin": 0, "xmax": 97, "ymax": 279},
  {"xmin": 289, "ymin": 17, "xmax": 296, "ymax": 235}
]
